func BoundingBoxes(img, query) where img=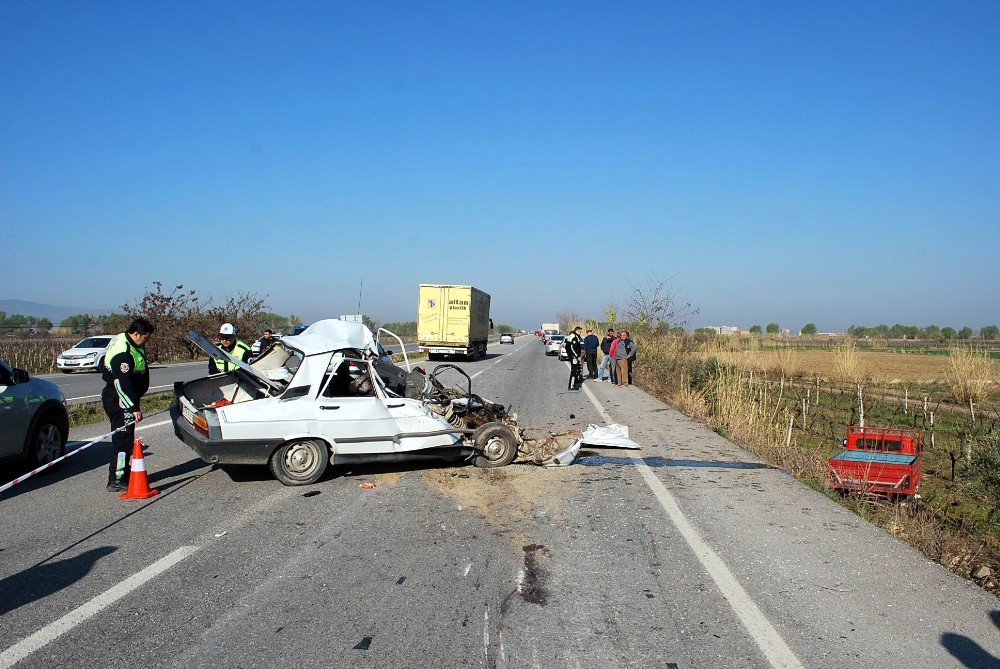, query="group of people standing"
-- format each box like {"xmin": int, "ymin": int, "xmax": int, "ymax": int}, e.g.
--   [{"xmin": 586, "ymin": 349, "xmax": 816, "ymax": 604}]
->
[{"xmin": 564, "ymin": 326, "xmax": 637, "ymax": 388}]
